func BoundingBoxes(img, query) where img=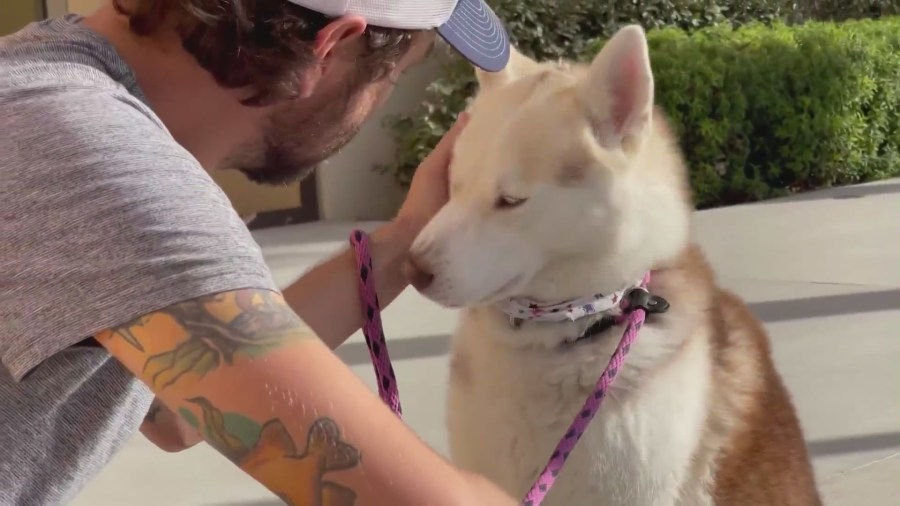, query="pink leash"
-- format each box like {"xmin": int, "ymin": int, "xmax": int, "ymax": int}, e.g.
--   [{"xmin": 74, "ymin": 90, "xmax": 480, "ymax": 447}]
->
[
  {"xmin": 350, "ymin": 230, "xmax": 648, "ymax": 505},
  {"xmin": 350, "ymin": 230, "xmax": 403, "ymax": 417}
]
